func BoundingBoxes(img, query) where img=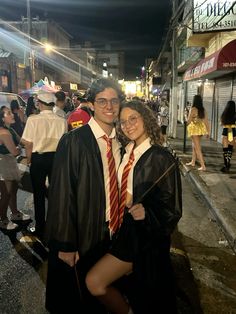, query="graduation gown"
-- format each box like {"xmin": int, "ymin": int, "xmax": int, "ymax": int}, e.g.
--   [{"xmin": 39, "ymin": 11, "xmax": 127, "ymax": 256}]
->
[{"xmin": 44, "ymin": 125, "xmax": 111, "ymax": 313}]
